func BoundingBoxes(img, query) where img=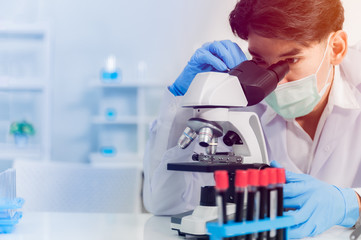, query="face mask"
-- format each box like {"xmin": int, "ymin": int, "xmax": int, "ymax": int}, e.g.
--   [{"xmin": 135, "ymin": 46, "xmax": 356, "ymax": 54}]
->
[{"xmin": 264, "ymin": 38, "xmax": 332, "ymax": 119}]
